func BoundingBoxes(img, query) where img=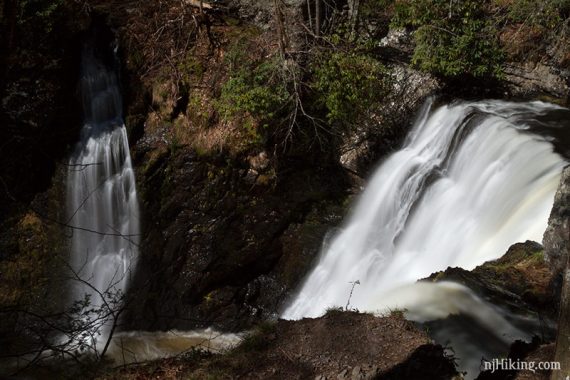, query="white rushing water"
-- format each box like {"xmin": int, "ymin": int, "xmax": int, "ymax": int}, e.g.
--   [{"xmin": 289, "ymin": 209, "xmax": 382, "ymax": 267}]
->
[
  {"xmin": 66, "ymin": 44, "xmax": 140, "ymax": 341},
  {"xmin": 283, "ymin": 99, "xmax": 567, "ymax": 320}
]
